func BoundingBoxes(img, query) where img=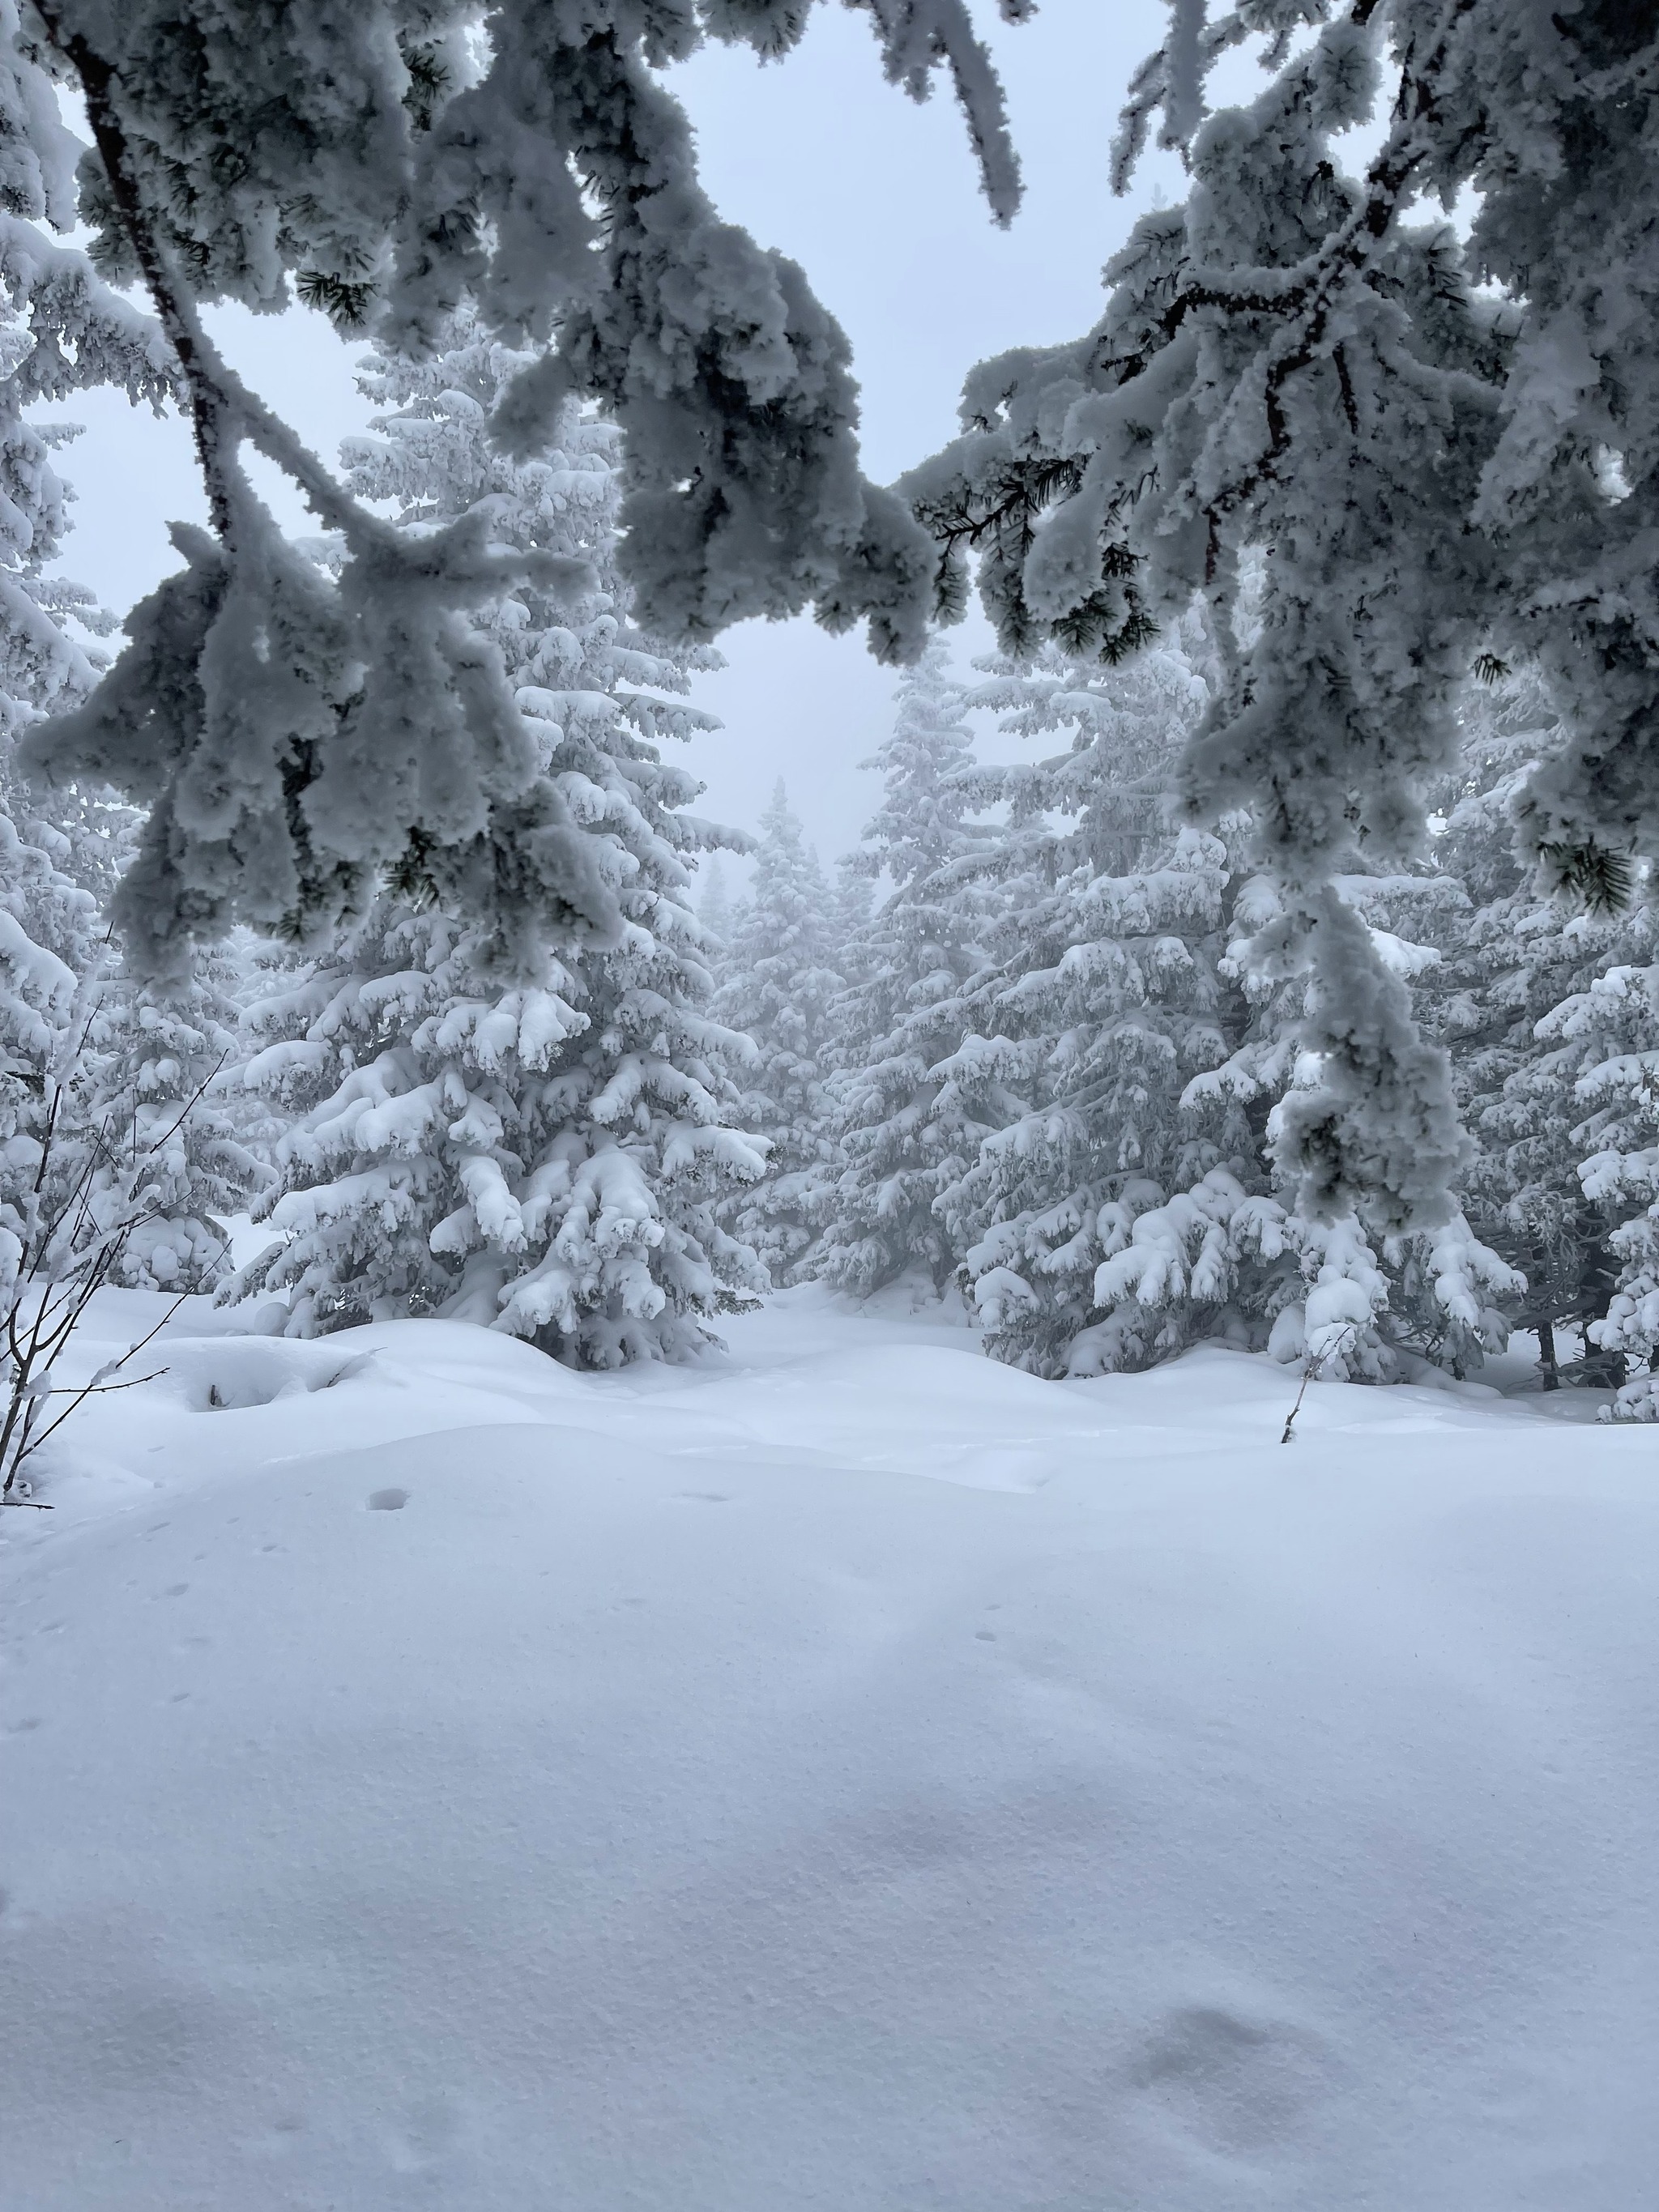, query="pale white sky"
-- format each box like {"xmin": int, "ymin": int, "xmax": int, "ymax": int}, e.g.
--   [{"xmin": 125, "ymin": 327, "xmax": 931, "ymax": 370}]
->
[{"xmin": 47, "ymin": 2, "xmax": 1197, "ymax": 878}]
